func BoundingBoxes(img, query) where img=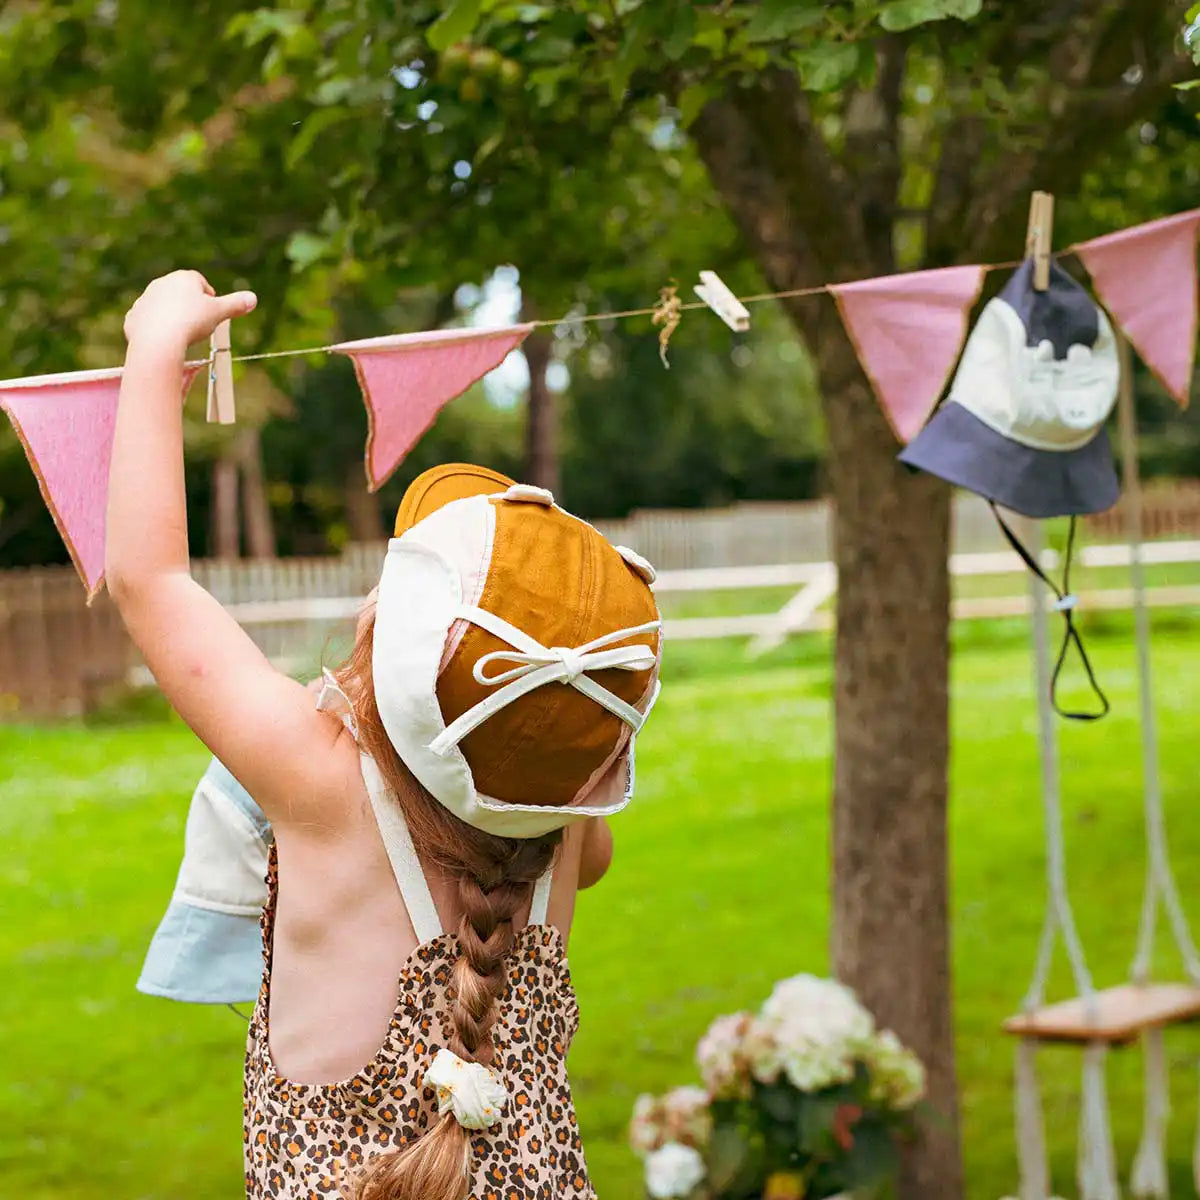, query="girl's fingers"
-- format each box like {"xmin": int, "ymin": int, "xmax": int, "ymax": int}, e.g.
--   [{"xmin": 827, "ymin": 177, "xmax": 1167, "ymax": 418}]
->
[{"xmin": 211, "ymin": 291, "xmax": 258, "ymax": 324}]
